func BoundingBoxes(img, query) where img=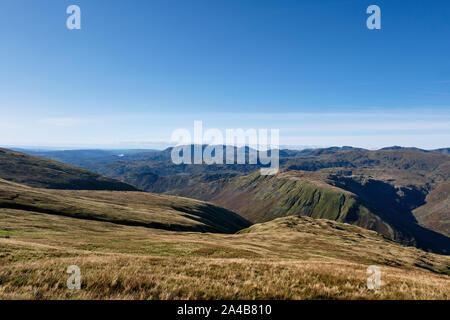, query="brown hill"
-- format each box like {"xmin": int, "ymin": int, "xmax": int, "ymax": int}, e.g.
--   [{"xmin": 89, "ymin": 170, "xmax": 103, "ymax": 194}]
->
[
  {"xmin": 0, "ymin": 148, "xmax": 138, "ymax": 191},
  {"xmin": 0, "ymin": 178, "xmax": 251, "ymax": 234},
  {"xmin": 413, "ymin": 183, "xmax": 450, "ymax": 236}
]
